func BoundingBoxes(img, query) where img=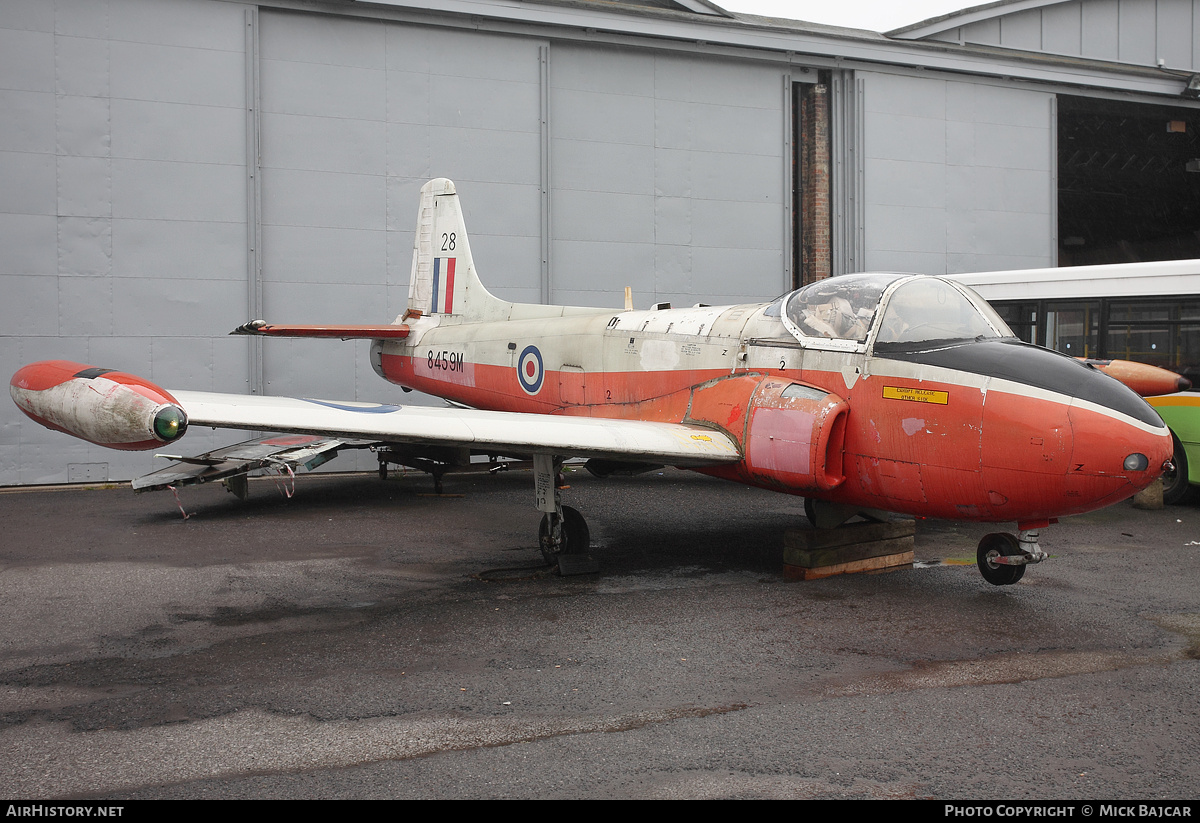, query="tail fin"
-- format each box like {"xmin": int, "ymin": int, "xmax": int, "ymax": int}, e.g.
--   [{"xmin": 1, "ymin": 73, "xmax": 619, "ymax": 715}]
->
[{"xmin": 407, "ymin": 178, "xmax": 508, "ymax": 321}]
